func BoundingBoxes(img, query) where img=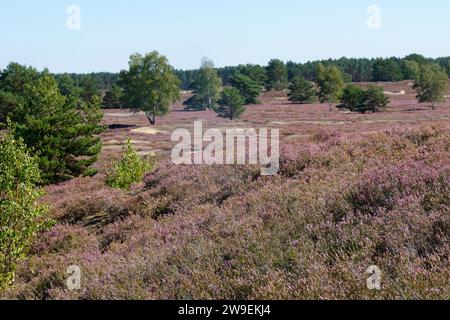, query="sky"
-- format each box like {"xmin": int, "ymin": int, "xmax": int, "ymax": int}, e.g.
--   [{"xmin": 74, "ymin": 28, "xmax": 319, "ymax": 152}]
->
[{"xmin": 1, "ymin": 0, "xmax": 449, "ymax": 73}]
